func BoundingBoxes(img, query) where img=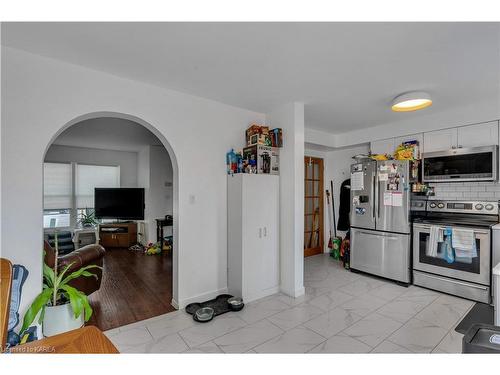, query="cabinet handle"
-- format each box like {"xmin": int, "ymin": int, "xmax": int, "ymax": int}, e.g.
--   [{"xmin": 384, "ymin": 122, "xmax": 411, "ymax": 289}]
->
[
  {"xmin": 264, "ymin": 227, "xmax": 267, "ymax": 237},
  {"xmin": 259, "ymin": 228, "xmax": 262, "ymax": 238}
]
